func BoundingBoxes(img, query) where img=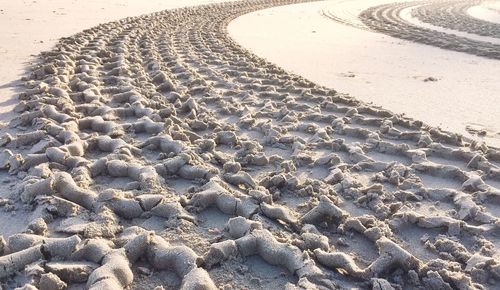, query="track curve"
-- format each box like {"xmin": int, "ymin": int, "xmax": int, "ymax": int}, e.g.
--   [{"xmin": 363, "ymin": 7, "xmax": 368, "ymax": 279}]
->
[
  {"xmin": 1, "ymin": 0, "xmax": 500, "ymax": 289},
  {"xmin": 411, "ymin": 0, "xmax": 500, "ymax": 38},
  {"xmin": 321, "ymin": 0, "xmax": 371, "ymax": 31},
  {"xmin": 360, "ymin": 1, "xmax": 500, "ymax": 59}
]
